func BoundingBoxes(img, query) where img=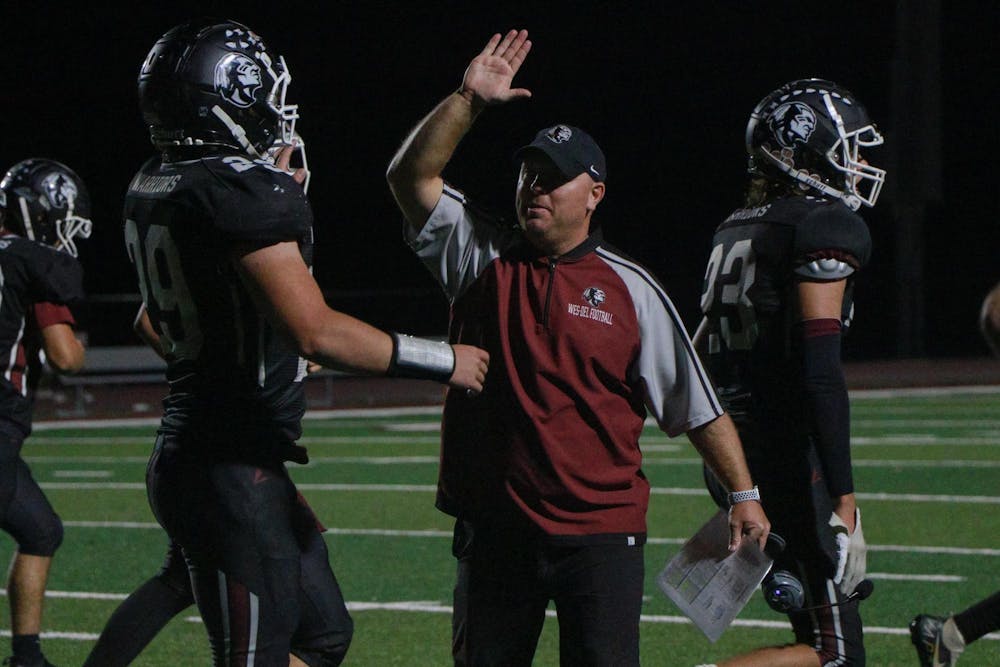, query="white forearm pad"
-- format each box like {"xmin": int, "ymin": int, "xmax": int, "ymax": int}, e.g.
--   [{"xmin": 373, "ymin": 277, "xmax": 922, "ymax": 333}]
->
[{"xmin": 388, "ymin": 333, "xmax": 455, "ymax": 383}]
